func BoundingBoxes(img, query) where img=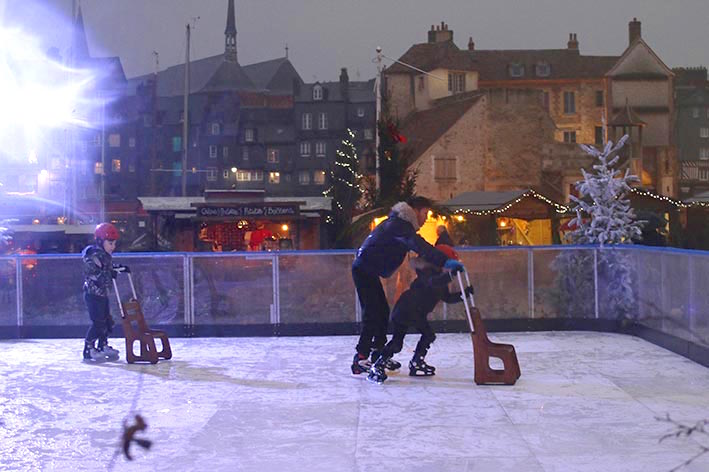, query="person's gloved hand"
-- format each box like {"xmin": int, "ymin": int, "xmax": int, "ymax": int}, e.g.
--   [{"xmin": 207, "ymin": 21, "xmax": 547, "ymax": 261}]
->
[
  {"xmin": 464, "ymin": 285, "xmax": 474, "ymax": 296},
  {"xmin": 443, "ymin": 259, "xmax": 464, "ymax": 273}
]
